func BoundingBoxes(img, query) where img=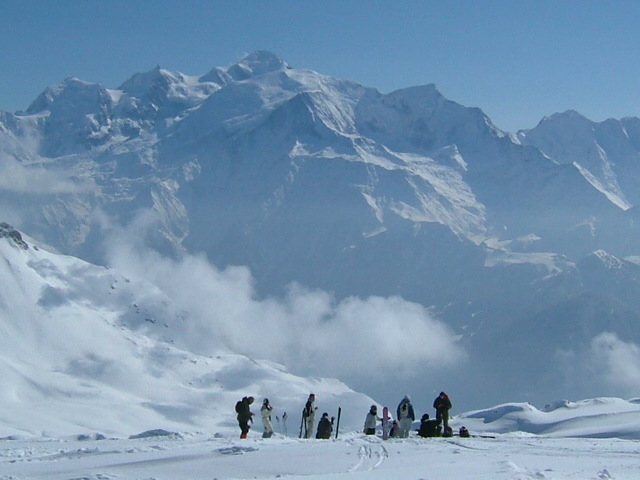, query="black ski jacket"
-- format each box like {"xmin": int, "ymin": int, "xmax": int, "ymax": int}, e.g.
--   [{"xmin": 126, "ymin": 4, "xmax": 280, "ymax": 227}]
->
[
  {"xmin": 418, "ymin": 419, "xmax": 441, "ymax": 437},
  {"xmin": 433, "ymin": 395, "xmax": 452, "ymax": 413},
  {"xmin": 316, "ymin": 417, "xmax": 332, "ymax": 439},
  {"xmin": 236, "ymin": 398, "xmax": 253, "ymax": 422}
]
